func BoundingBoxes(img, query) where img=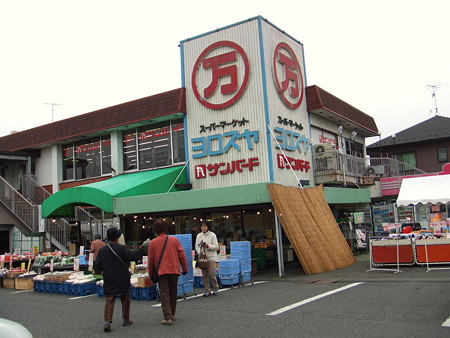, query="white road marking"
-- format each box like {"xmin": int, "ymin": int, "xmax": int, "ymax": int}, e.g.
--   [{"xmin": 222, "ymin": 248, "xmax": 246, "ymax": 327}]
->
[
  {"xmin": 441, "ymin": 316, "xmax": 450, "ymax": 327},
  {"xmin": 69, "ymin": 294, "xmax": 97, "ymax": 300},
  {"xmin": 151, "ymin": 280, "xmax": 267, "ymax": 307},
  {"xmin": 266, "ymin": 282, "xmax": 364, "ymax": 316},
  {"xmin": 10, "ymin": 290, "xmax": 34, "ymax": 294}
]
